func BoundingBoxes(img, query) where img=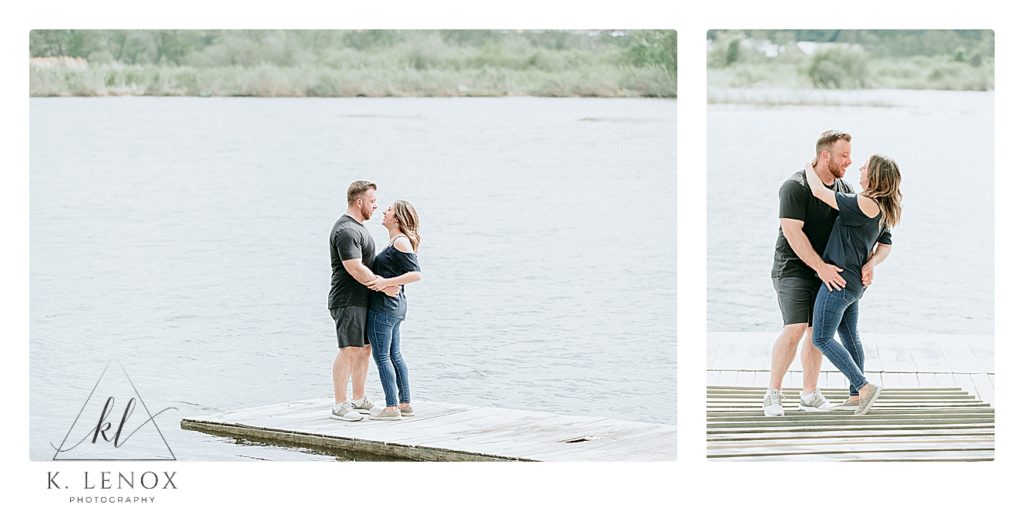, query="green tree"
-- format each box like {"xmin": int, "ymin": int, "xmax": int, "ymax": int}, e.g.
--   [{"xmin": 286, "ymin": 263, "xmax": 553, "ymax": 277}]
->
[
  {"xmin": 808, "ymin": 47, "xmax": 868, "ymax": 88},
  {"xmin": 624, "ymin": 30, "xmax": 676, "ymax": 72},
  {"xmin": 707, "ymin": 31, "xmax": 744, "ymax": 68}
]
